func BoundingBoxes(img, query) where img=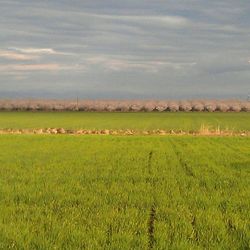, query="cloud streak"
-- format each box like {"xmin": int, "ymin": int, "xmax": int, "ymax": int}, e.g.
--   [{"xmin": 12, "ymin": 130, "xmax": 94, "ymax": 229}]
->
[
  {"xmin": 0, "ymin": 47, "xmax": 73, "ymax": 62},
  {"xmin": 10, "ymin": 47, "xmax": 57, "ymax": 54},
  {"xmin": 0, "ymin": 50, "xmax": 38, "ymax": 60},
  {"xmin": 8, "ymin": 47, "xmax": 74, "ymax": 56},
  {"xmin": 85, "ymin": 56, "xmax": 196, "ymax": 72},
  {"xmin": 0, "ymin": 0, "xmax": 249, "ymax": 99},
  {"xmin": 83, "ymin": 13, "xmax": 190, "ymax": 27},
  {"xmin": 0, "ymin": 64, "xmax": 61, "ymax": 71}
]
